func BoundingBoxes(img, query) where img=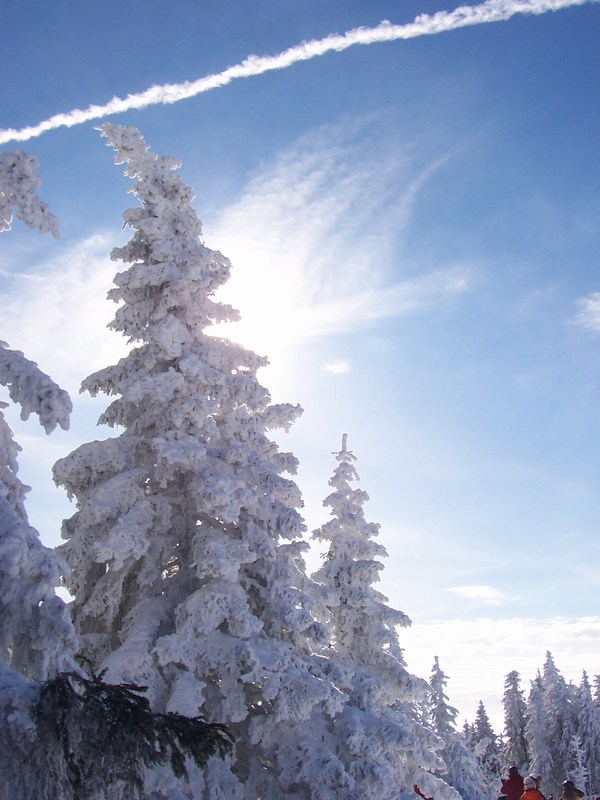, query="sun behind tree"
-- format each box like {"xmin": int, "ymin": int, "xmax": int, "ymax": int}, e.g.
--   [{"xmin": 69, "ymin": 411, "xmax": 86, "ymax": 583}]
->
[{"xmin": 53, "ymin": 125, "xmax": 361, "ymax": 799}]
